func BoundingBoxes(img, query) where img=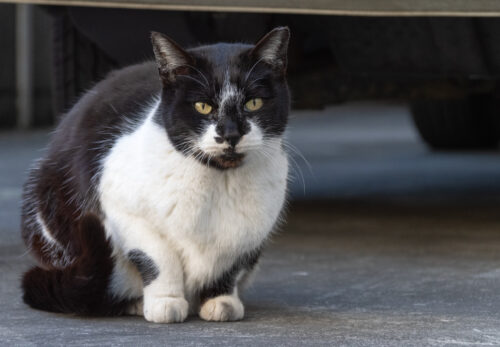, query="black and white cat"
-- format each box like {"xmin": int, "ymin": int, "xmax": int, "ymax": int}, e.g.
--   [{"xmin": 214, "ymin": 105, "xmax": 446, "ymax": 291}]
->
[{"xmin": 21, "ymin": 27, "xmax": 290, "ymax": 323}]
